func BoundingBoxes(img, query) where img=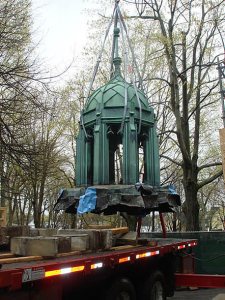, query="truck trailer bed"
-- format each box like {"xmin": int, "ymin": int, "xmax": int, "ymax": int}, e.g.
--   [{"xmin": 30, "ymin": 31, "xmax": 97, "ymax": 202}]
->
[{"xmin": 0, "ymin": 238, "xmax": 197, "ymax": 291}]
